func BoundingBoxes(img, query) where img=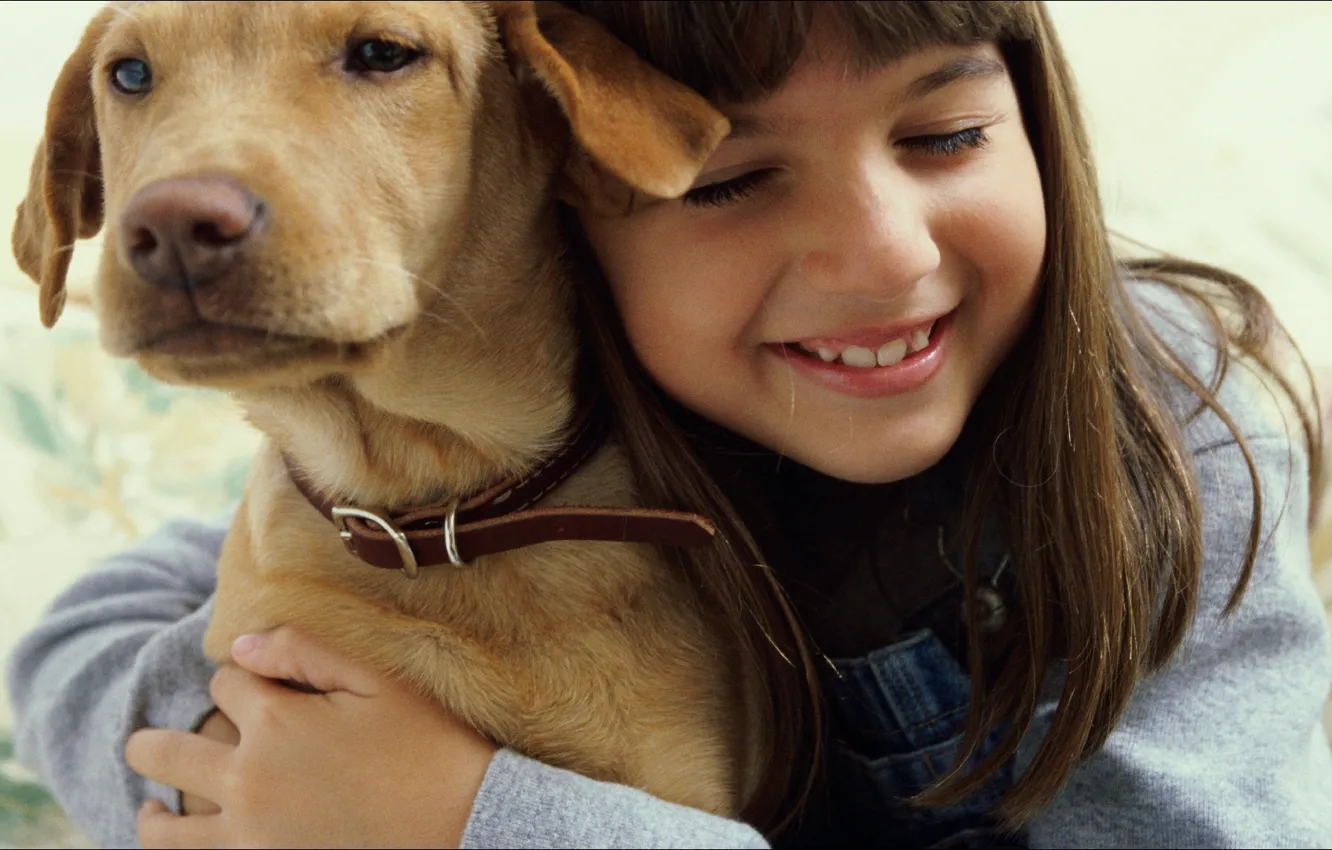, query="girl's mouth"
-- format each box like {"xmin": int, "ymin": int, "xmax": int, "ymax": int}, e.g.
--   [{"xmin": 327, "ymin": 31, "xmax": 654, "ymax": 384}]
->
[
  {"xmin": 768, "ymin": 312, "xmax": 955, "ymax": 399},
  {"xmin": 781, "ymin": 316, "xmax": 943, "ymax": 369}
]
